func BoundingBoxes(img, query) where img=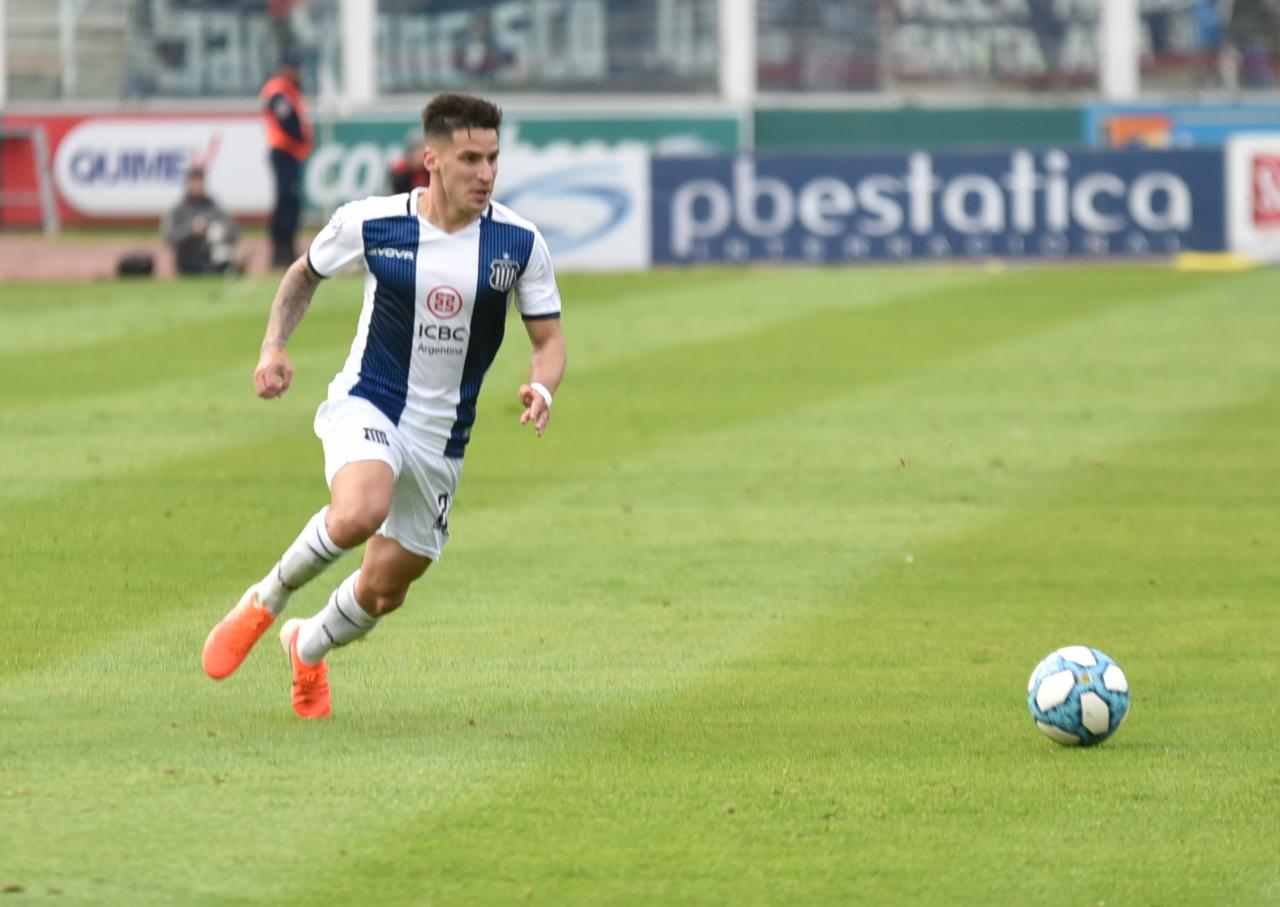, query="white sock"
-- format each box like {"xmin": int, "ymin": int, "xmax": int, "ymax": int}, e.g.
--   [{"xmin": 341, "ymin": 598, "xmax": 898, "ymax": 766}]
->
[
  {"xmin": 296, "ymin": 571, "xmax": 379, "ymax": 665},
  {"xmin": 256, "ymin": 507, "xmax": 348, "ymax": 617}
]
